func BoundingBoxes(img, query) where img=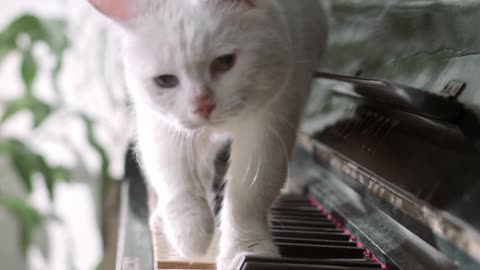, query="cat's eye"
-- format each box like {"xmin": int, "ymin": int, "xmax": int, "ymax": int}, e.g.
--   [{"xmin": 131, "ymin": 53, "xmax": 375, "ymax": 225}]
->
[
  {"xmin": 154, "ymin": 74, "xmax": 179, "ymax": 88},
  {"xmin": 211, "ymin": 54, "xmax": 236, "ymax": 74}
]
